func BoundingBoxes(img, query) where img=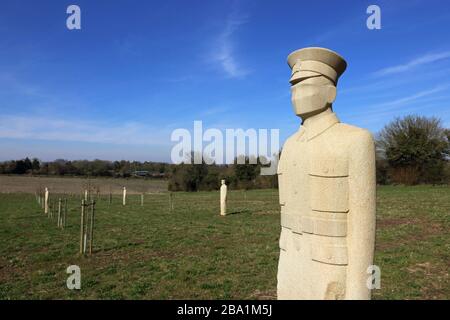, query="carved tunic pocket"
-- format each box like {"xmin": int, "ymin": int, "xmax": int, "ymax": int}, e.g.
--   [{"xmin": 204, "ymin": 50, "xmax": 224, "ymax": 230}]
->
[{"xmin": 309, "ymin": 157, "xmax": 349, "ymax": 213}]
